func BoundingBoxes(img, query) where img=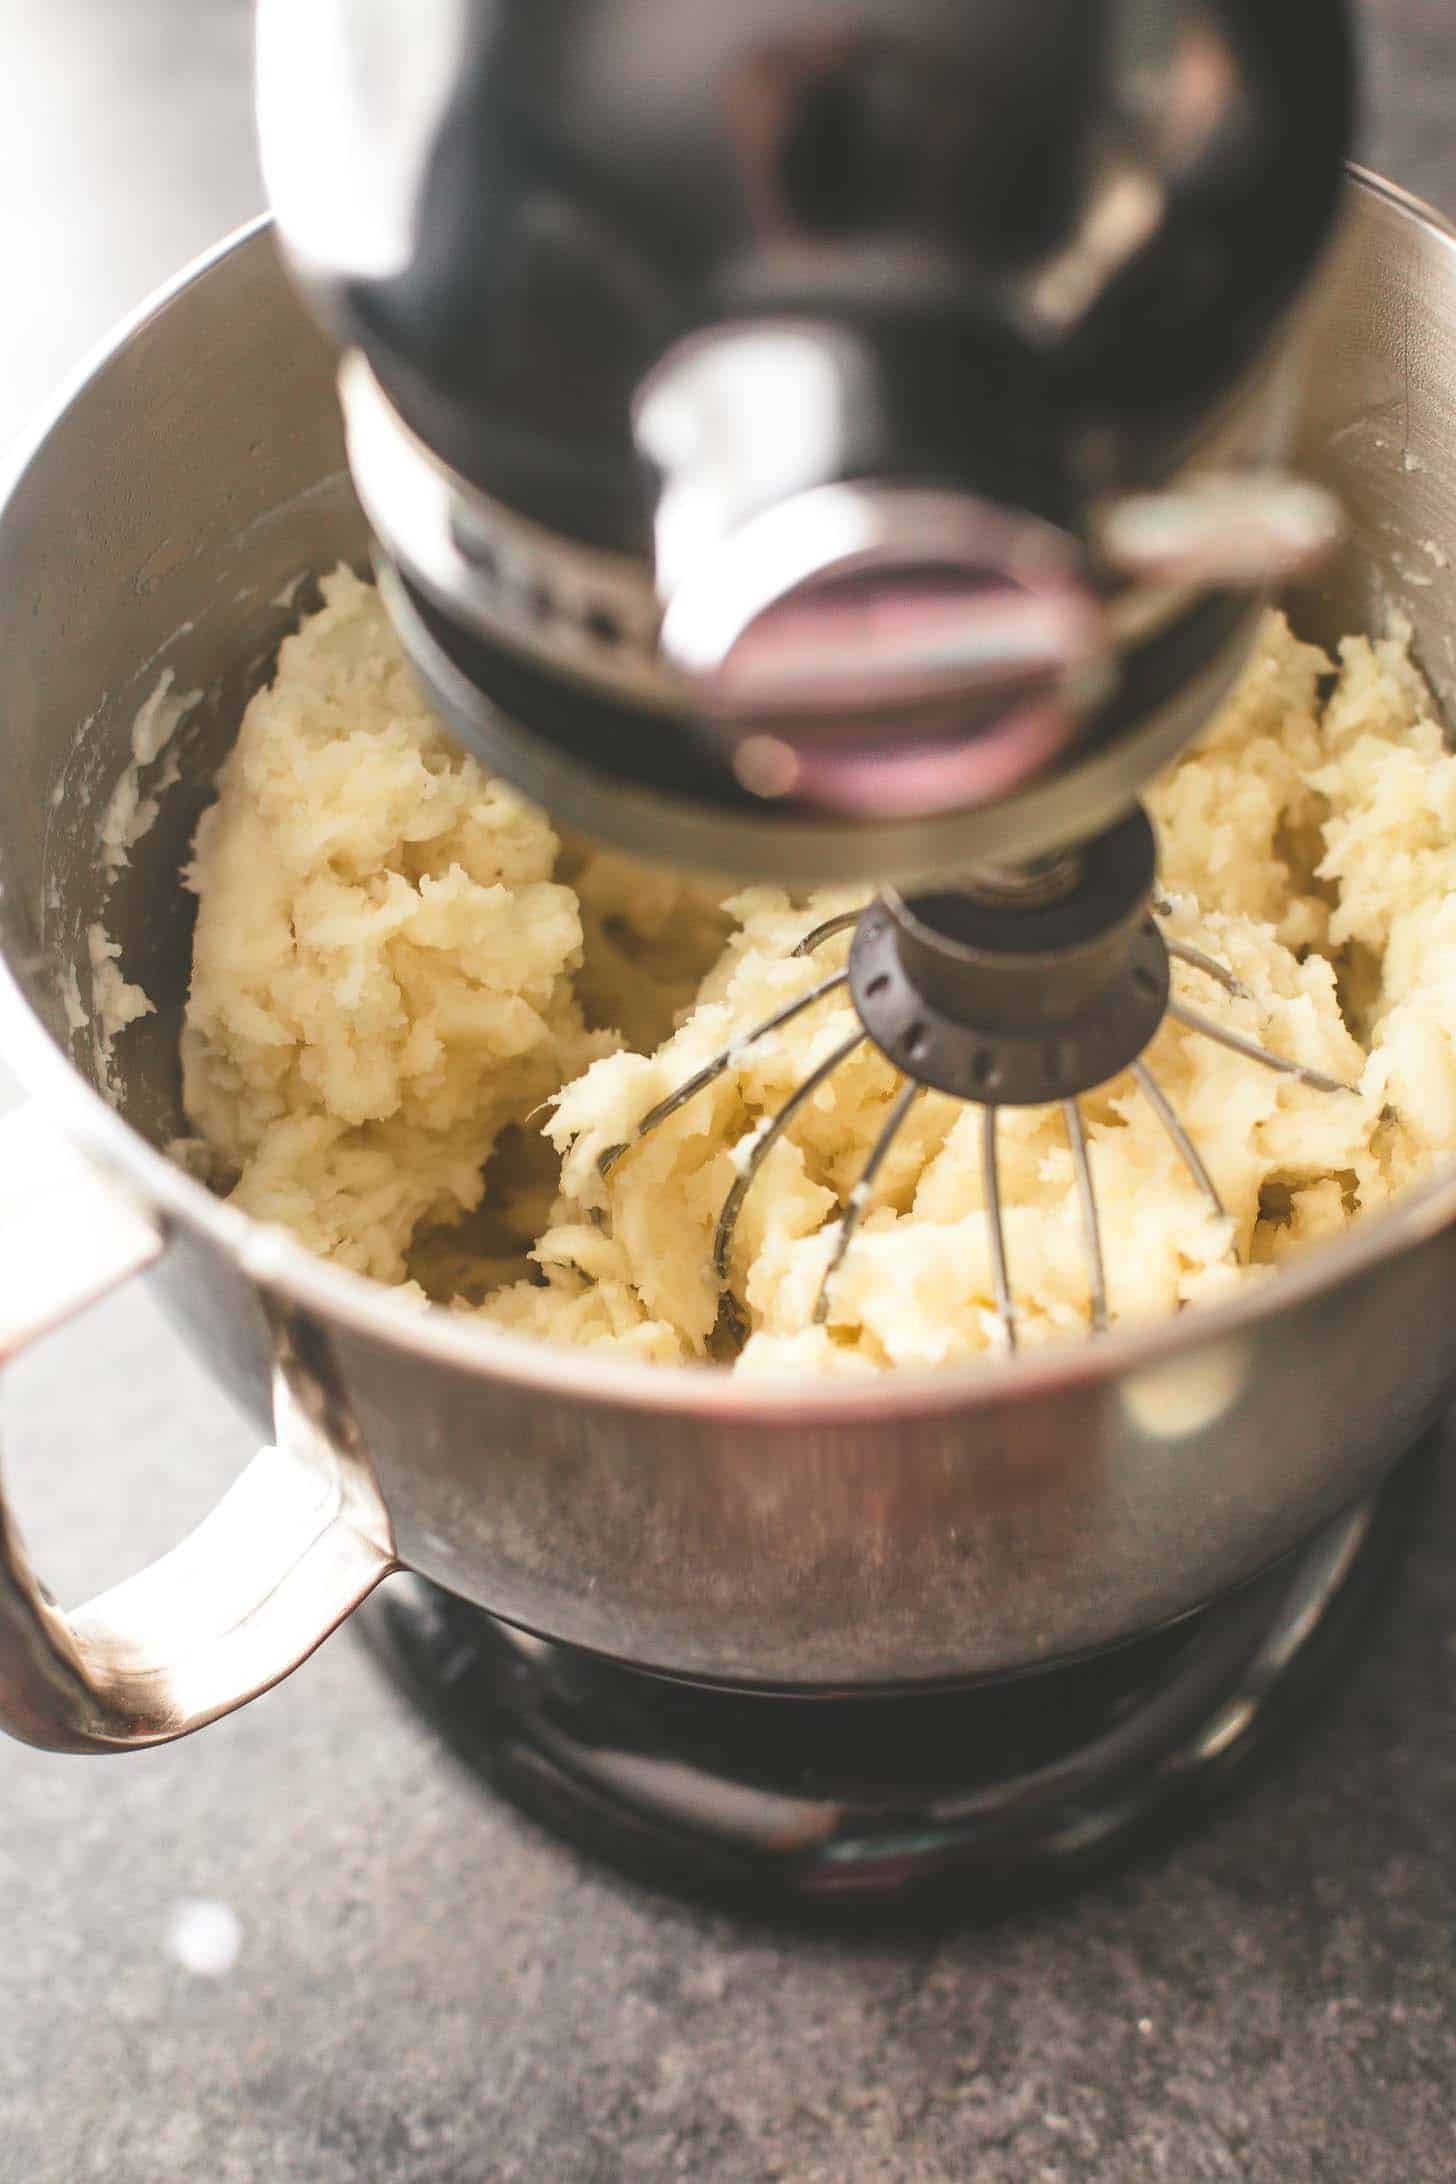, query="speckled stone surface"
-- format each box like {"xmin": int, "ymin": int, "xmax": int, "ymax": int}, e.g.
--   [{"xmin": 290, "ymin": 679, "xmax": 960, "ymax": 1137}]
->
[{"xmin": 1, "ymin": 5, "xmax": 1454, "ymax": 2180}]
